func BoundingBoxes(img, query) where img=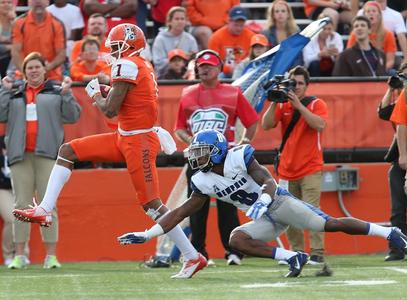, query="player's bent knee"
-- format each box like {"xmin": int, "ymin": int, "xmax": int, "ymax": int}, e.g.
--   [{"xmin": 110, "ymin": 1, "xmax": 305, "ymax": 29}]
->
[{"xmin": 229, "ymin": 230, "xmax": 251, "ymax": 252}]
